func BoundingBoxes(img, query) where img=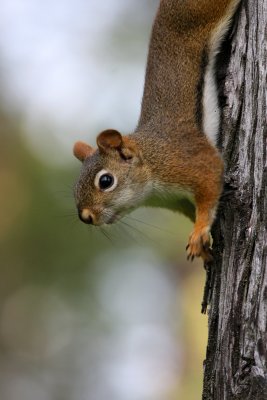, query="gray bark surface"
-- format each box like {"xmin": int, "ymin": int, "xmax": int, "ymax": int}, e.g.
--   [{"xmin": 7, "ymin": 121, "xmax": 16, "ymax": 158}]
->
[{"xmin": 202, "ymin": 0, "xmax": 267, "ymax": 399}]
